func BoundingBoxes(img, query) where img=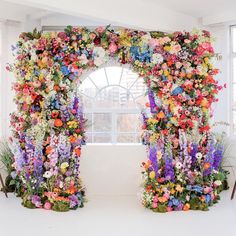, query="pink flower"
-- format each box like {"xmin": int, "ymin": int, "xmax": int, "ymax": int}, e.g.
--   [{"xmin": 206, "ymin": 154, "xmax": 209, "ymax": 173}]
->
[
  {"xmin": 152, "ymin": 202, "xmax": 158, "ymax": 208},
  {"xmin": 95, "ymin": 26, "xmax": 105, "ymax": 34},
  {"xmin": 148, "ymin": 38, "xmax": 159, "ymax": 48},
  {"xmin": 153, "ymin": 196, "xmax": 158, "ymax": 203},
  {"xmin": 44, "ymin": 201, "xmax": 52, "ymax": 210},
  {"xmin": 108, "ymin": 42, "xmax": 118, "ymax": 54},
  {"xmin": 167, "ymin": 206, "xmax": 173, "ymax": 212}
]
